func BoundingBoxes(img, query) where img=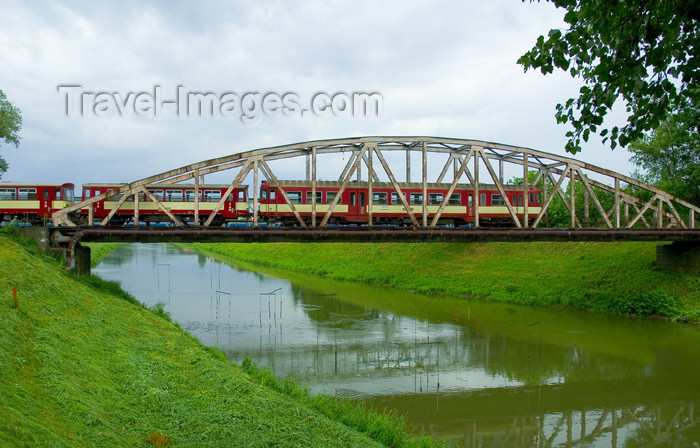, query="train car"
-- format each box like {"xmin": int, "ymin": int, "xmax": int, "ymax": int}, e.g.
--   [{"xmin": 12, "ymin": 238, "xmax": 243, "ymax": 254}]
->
[
  {"xmin": 258, "ymin": 180, "xmax": 541, "ymax": 226},
  {"xmin": 81, "ymin": 183, "xmax": 248, "ymax": 225},
  {"xmin": 0, "ymin": 182, "xmax": 75, "ymax": 224}
]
